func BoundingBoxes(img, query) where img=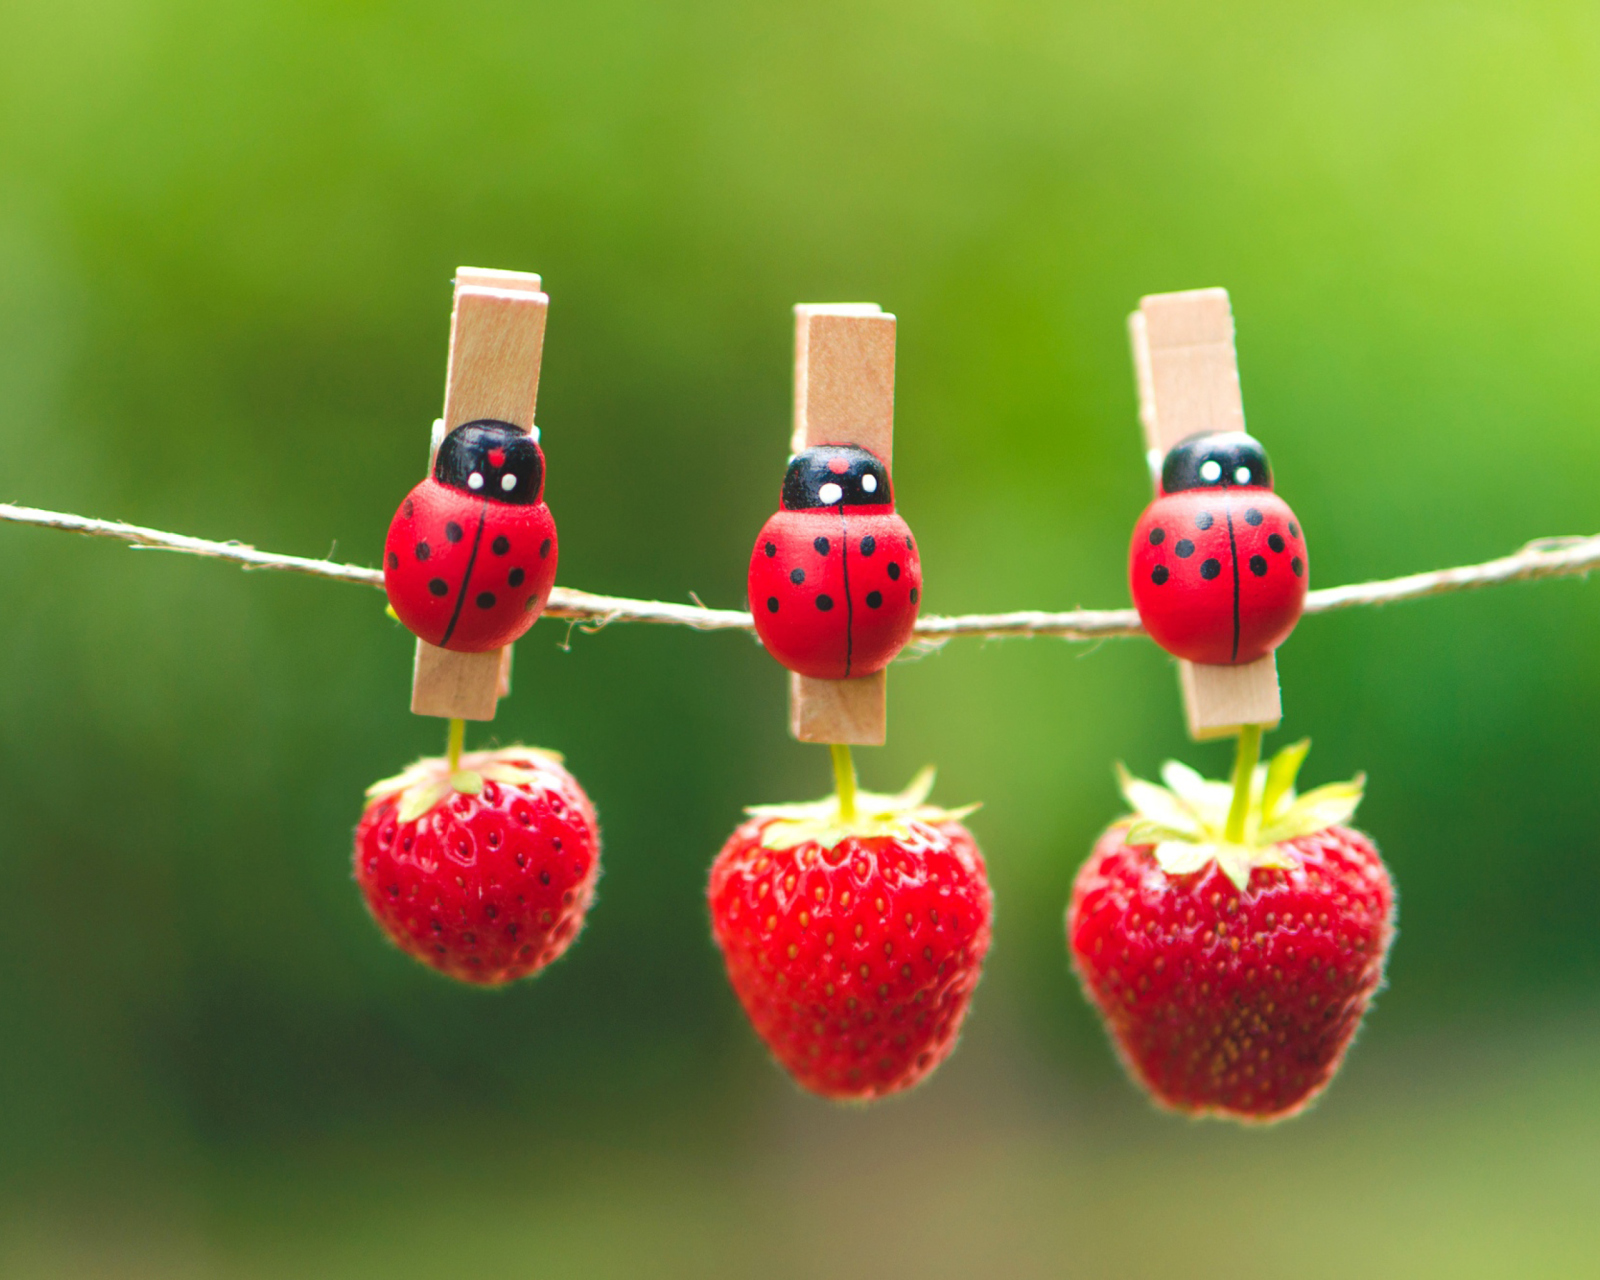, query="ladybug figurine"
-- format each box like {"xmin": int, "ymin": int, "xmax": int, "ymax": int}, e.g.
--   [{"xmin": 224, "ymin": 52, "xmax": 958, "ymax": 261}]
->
[
  {"xmin": 1129, "ymin": 431, "xmax": 1307, "ymax": 665},
  {"xmin": 384, "ymin": 419, "xmax": 558, "ymax": 652},
  {"xmin": 748, "ymin": 444, "xmax": 922, "ymax": 680}
]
